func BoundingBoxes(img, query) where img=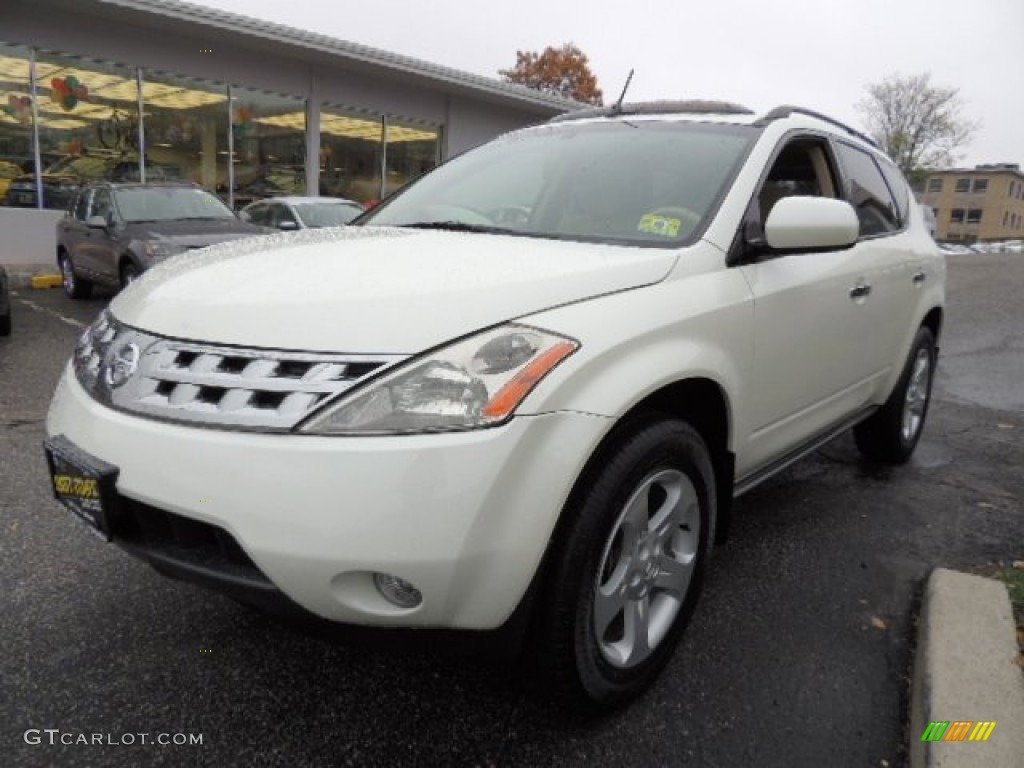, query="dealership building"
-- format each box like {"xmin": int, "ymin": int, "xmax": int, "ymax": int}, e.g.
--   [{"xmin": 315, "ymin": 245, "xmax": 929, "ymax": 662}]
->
[{"xmin": 0, "ymin": 0, "xmax": 574, "ymax": 262}]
